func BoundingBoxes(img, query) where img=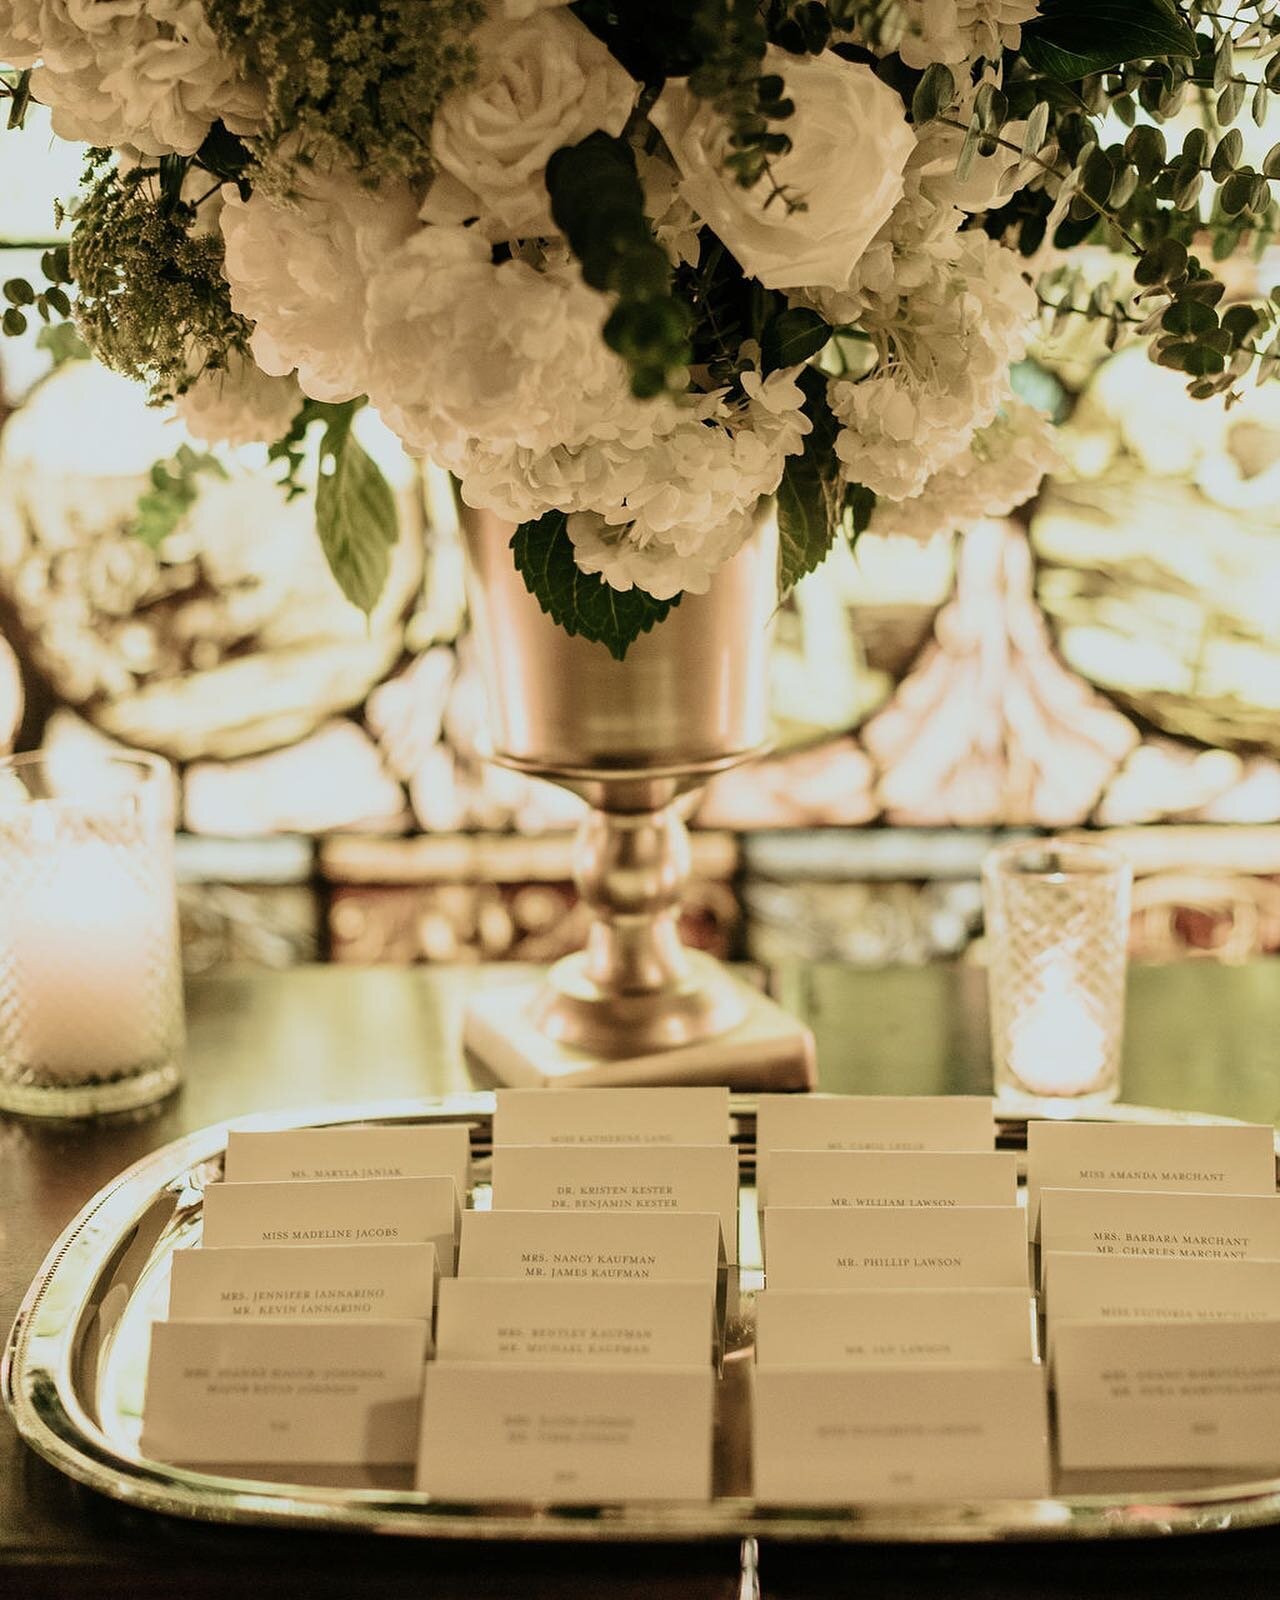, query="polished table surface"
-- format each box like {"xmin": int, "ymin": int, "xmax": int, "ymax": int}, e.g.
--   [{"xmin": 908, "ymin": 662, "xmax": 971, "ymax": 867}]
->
[{"xmin": 3, "ymin": 961, "xmax": 1280, "ymax": 1599}]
